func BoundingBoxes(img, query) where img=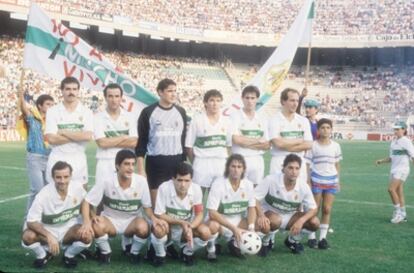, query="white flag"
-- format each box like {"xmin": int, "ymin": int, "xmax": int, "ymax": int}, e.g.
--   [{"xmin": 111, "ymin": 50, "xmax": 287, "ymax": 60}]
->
[
  {"xmin": 23, "ymin": 3, "xmax": 158, "ymax": 118},
  {"xmin": 223, "ymin": 0, "xmax": 315, "ymax": 116}
]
